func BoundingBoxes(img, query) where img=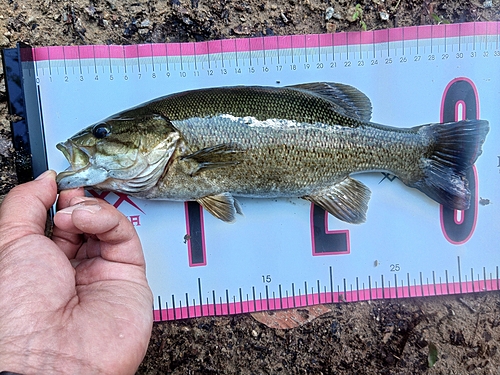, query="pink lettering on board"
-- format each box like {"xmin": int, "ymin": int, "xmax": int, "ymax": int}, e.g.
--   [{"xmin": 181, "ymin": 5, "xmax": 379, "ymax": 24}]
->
[{"xmin": 128, "ymin": 215, "xmax": 141, "ymax": 226}]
